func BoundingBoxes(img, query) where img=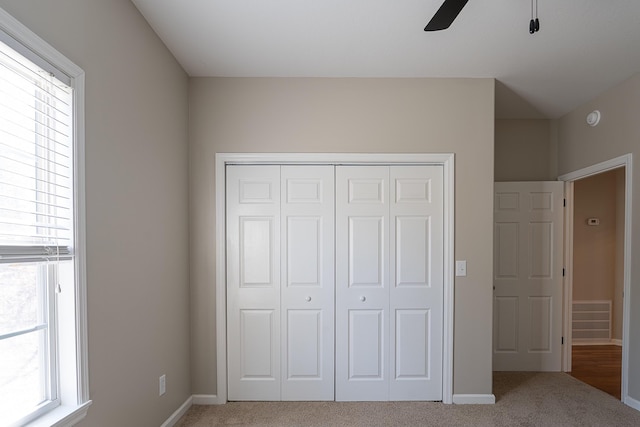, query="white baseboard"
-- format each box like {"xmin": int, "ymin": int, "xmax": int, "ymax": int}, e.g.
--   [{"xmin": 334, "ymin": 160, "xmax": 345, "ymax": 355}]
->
[
  {"xmin": 452, "ymin": 394, "xmax": 495, "ymax": 404},
  {"xmin": 625, "ymin": 395, "xmax": 640, "ymax": 412},
  {"xmin": 160, "ymin": 394, "xmax": 222, "ymax": 427},
  {"xmin": 192, "ymin": 394, "xmax": 219, "ymax": 405},
  {"xmin": 160, "ymin": 396, "xmax": 193, "ymax": 427}
]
